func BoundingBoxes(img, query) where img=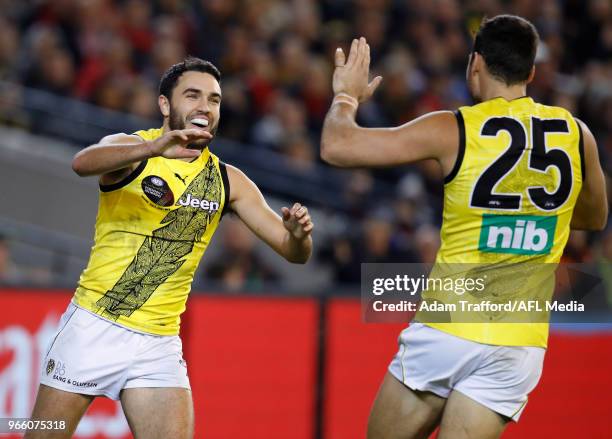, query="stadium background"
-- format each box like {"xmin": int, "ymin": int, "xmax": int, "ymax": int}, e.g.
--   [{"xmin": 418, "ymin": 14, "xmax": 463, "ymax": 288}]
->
[{"xmin": 0, "ymin": 0, "xmax": 610, "ymax": 438}]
